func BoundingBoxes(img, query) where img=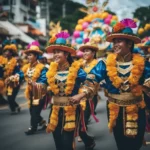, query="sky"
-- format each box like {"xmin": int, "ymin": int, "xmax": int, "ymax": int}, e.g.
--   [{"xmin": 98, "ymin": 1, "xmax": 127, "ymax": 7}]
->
[{"xmin": 73, "ymin": 0, "xmax": 150, "ymax": 20}]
